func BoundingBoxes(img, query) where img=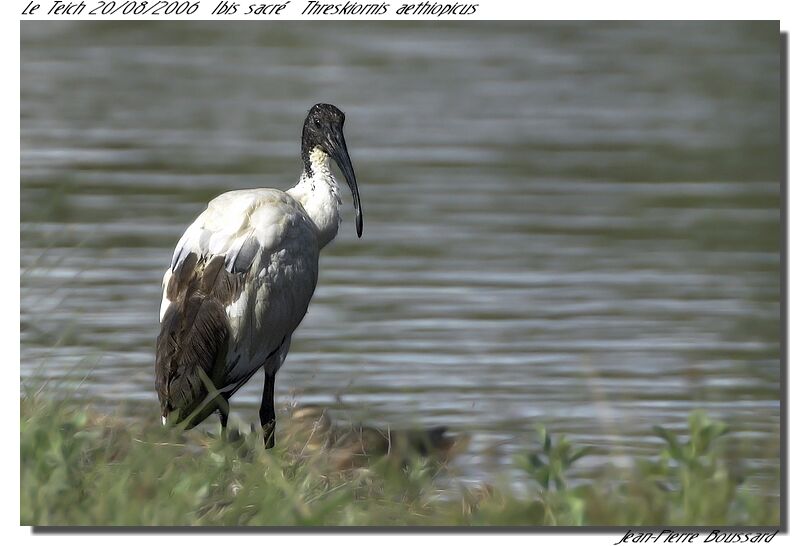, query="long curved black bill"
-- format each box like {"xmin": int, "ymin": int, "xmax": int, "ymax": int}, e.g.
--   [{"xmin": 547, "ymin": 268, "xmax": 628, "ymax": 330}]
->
[{"xmin": 328, "ymin": 132, "xmax": 363, "ymax": 238}]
